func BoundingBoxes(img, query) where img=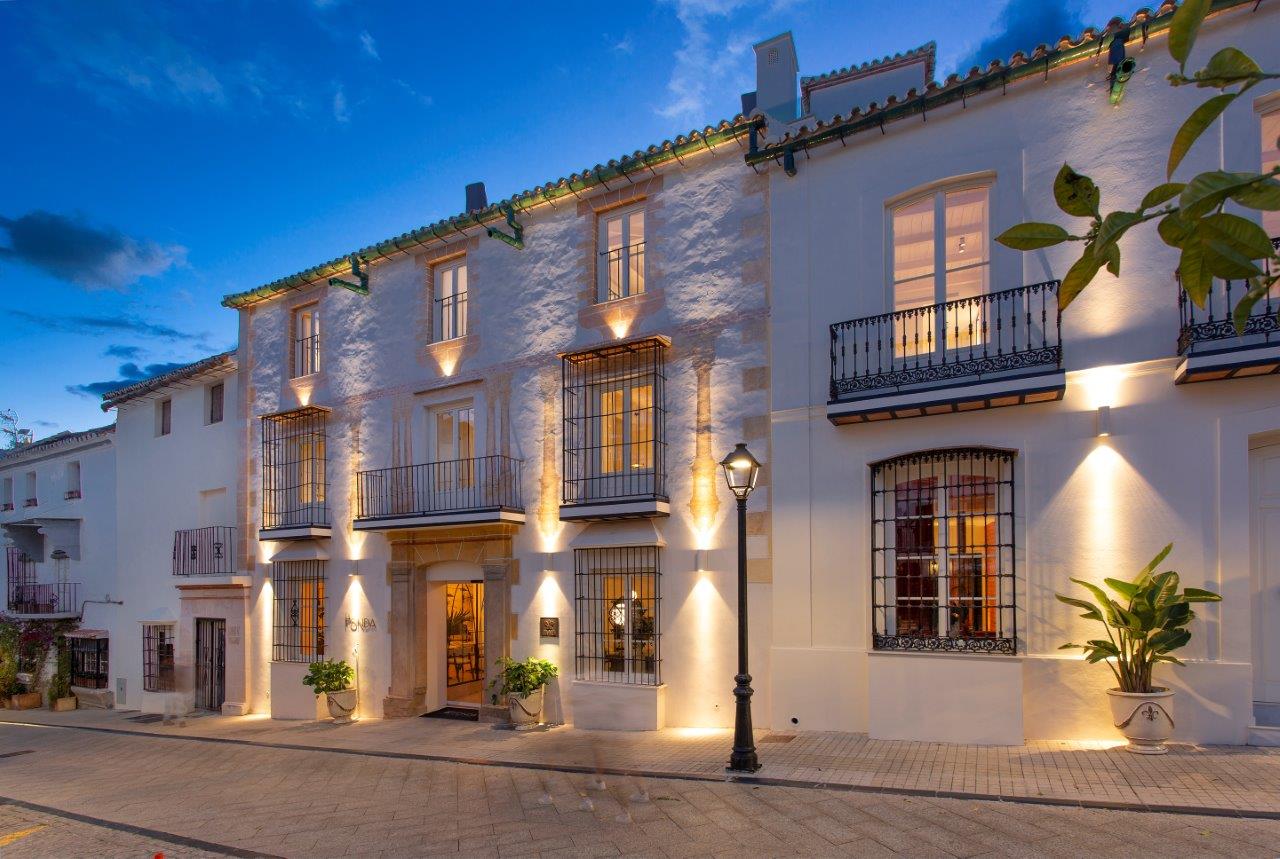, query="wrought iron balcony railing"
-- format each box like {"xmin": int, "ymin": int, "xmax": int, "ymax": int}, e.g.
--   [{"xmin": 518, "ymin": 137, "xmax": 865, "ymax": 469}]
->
[
  {"xmin": 355, "ymin": 455, "xmax": 523, "ymax": 521},
  {"xmin": 7, "ymin": 581, "xmax": 78, "ymax": 616},
  {"xmin": 830, "ymin": 281, "xmax": 1063, "ymax": 401},
  {"xmin": 1177, "ymin": 237, "xmax": 1280, "ymax": 356},
  {"xmin": 173, "ymin": 526, "xmax": 237, "ymax": 576}
]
